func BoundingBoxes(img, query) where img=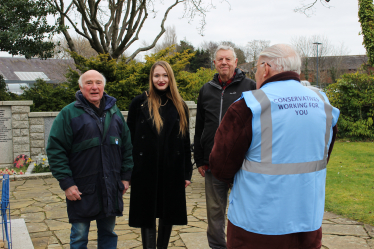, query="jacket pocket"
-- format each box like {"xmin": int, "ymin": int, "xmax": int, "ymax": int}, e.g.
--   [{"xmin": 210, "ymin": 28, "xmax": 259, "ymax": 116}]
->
[
  {"xmin": 71, "ymin": 137, "xmax": 100, "ymax": 153},
  {"xmin": 73, "ymin": 184, "xmax": 101, "ymax": 217},
  {"xmin": 116, "ymin": 181, "xmax": 125, "ymax": 213},
  {"xmin": 110, "ymin": 136, "xmax": 122, "ymax": 146},
  {"xmin": 109, "ymin": 136, "xmax": 122, "ymax": 172}
]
